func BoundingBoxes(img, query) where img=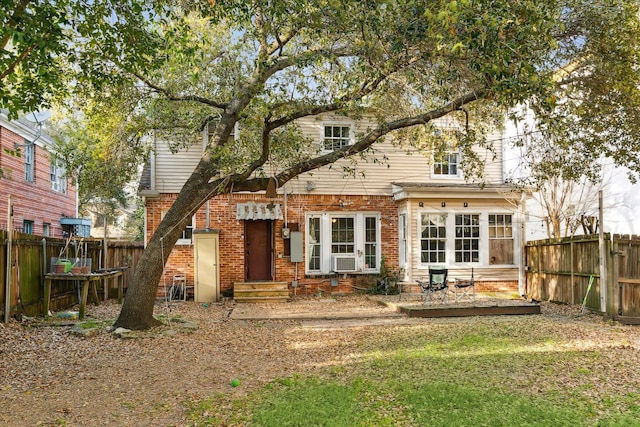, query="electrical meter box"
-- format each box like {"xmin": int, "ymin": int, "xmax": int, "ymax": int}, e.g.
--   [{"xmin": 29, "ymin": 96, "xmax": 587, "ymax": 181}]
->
[{"xmin": 290, "ymin": 231, "xmax": 303, "ymax": 262}]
